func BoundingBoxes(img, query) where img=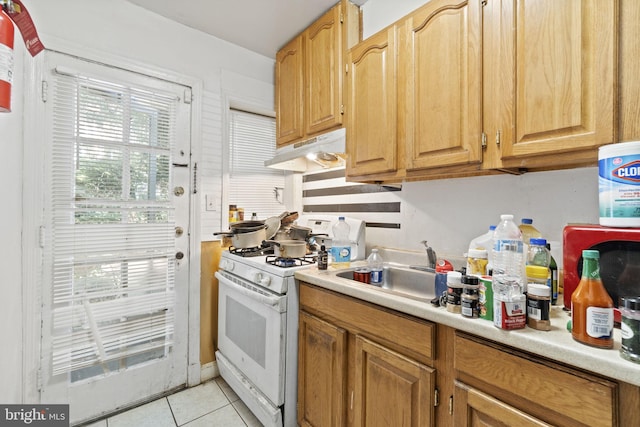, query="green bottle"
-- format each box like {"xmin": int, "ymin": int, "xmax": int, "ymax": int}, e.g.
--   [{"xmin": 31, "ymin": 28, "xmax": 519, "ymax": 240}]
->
[{"xmin": 546, "ymin": 243, "xmax": 558, "ymax": 305}]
